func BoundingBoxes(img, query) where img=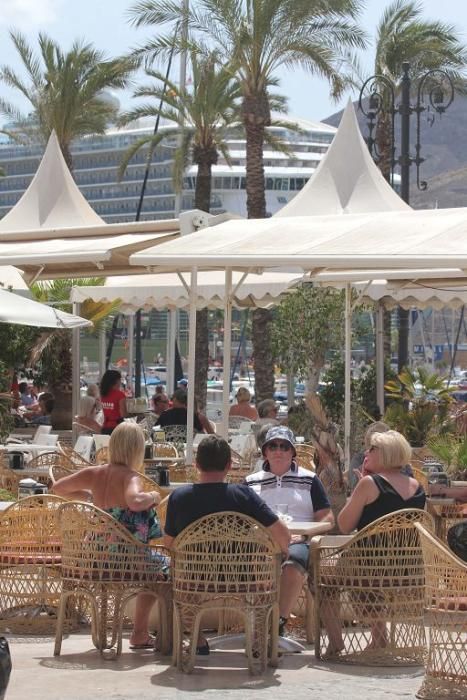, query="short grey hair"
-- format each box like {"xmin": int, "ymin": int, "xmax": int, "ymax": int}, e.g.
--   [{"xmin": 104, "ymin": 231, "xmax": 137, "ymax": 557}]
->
[{"xmin": 257, "ymin": 399, "xmax": 277, "ymax": 418}]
